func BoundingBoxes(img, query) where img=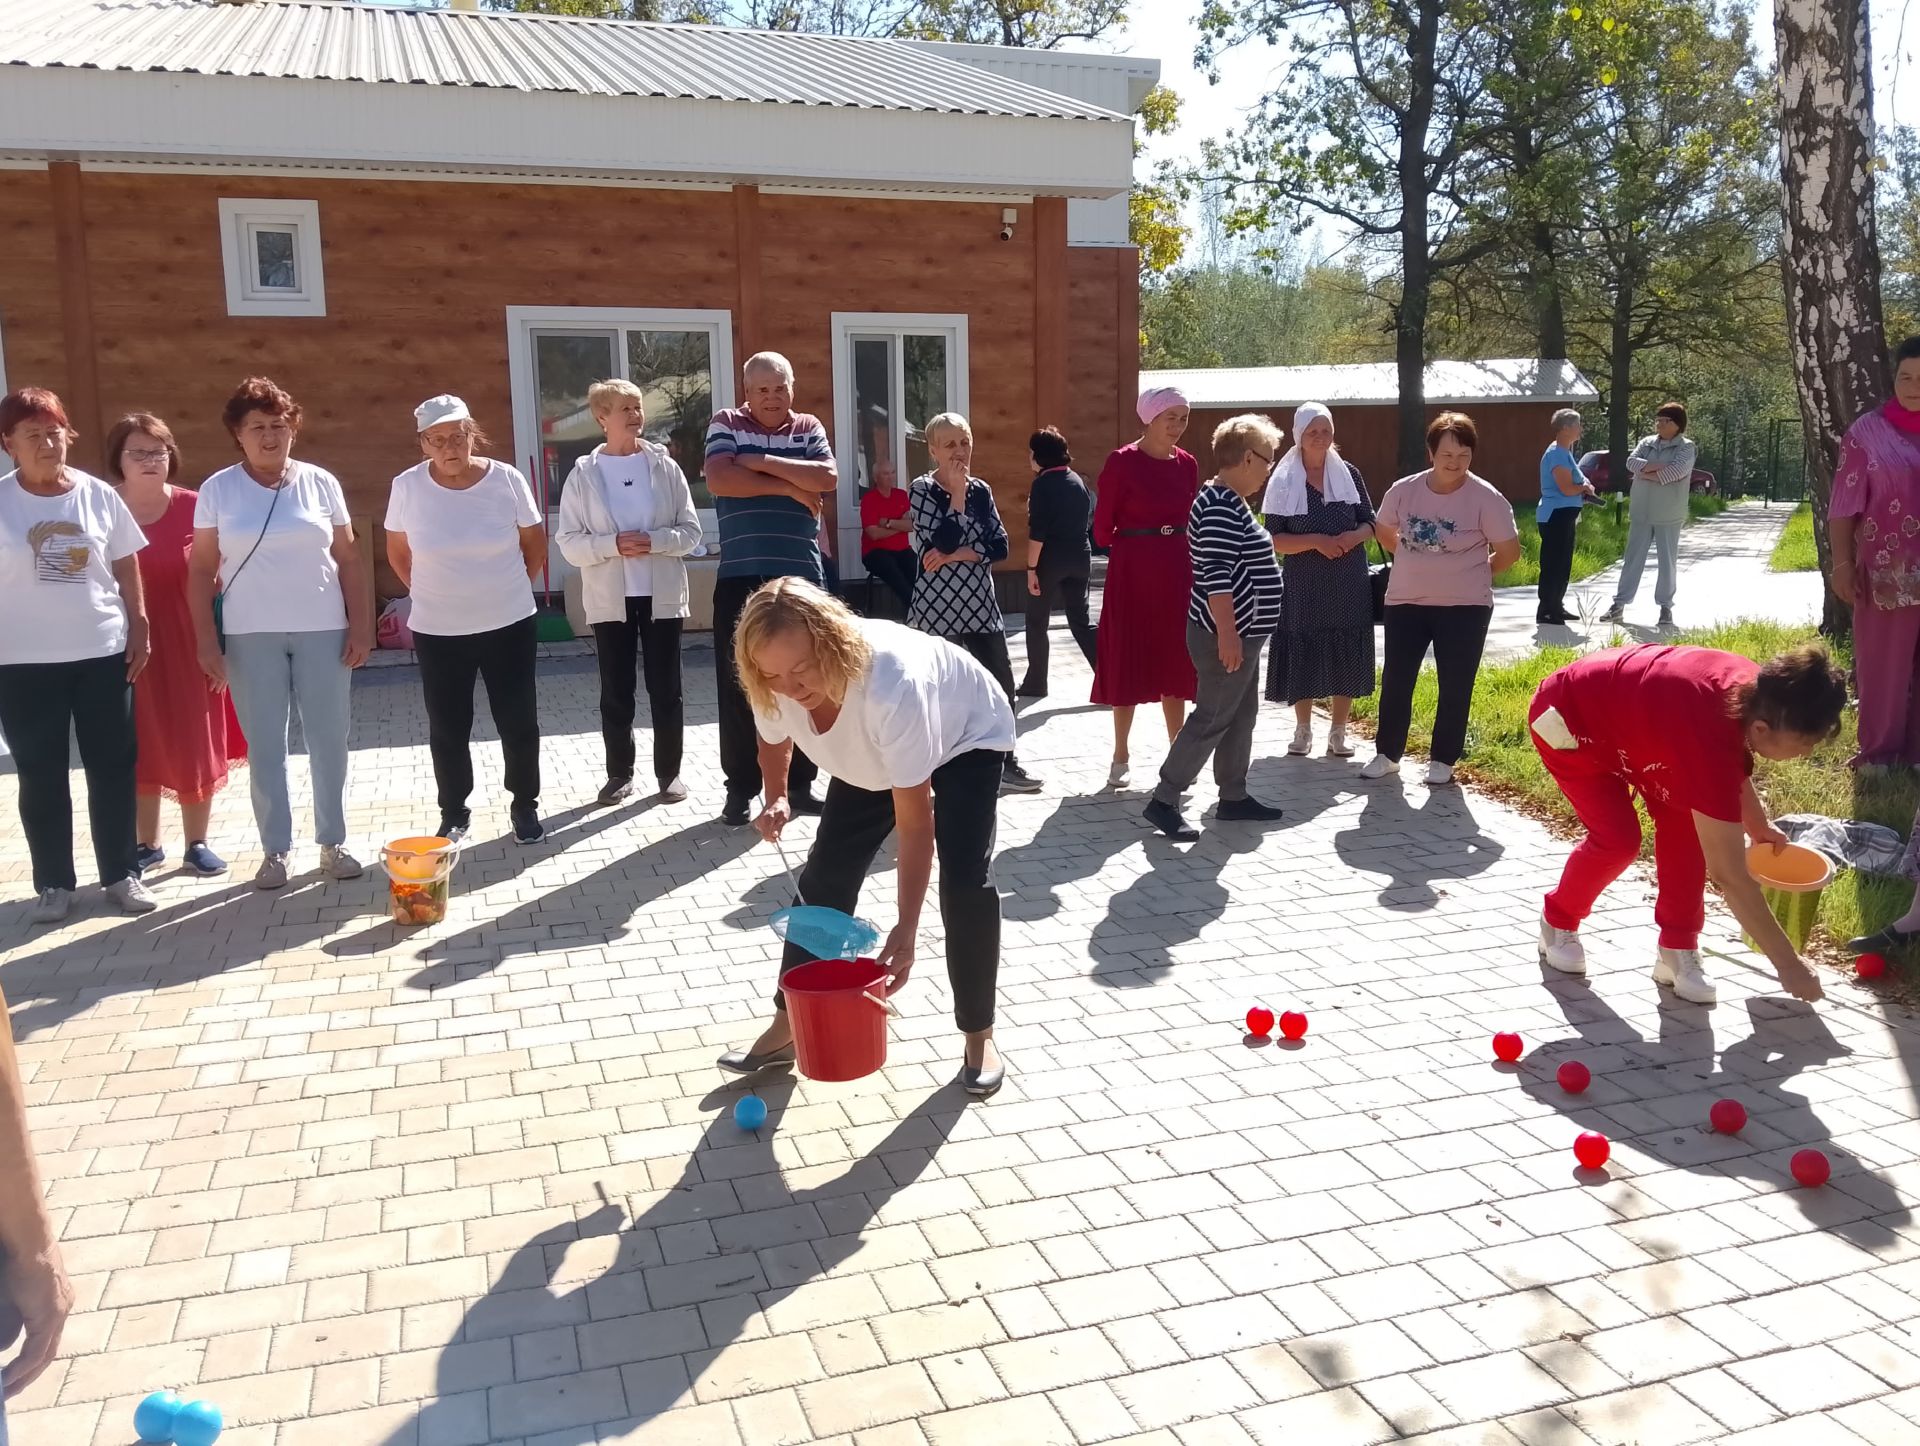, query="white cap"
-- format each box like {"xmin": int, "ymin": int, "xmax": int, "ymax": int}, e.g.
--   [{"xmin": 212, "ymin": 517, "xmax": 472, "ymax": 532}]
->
[{"xmin": 414, "ymin": 394, "xmax": 471, "ymax": 432}]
